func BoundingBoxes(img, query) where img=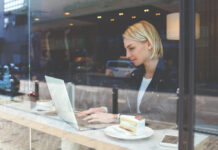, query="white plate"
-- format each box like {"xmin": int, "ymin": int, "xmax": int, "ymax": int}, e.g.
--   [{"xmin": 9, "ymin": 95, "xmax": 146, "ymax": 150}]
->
[{"xmin": 104, "ymin": 125, "xmax": 153, "ymax": 140}]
